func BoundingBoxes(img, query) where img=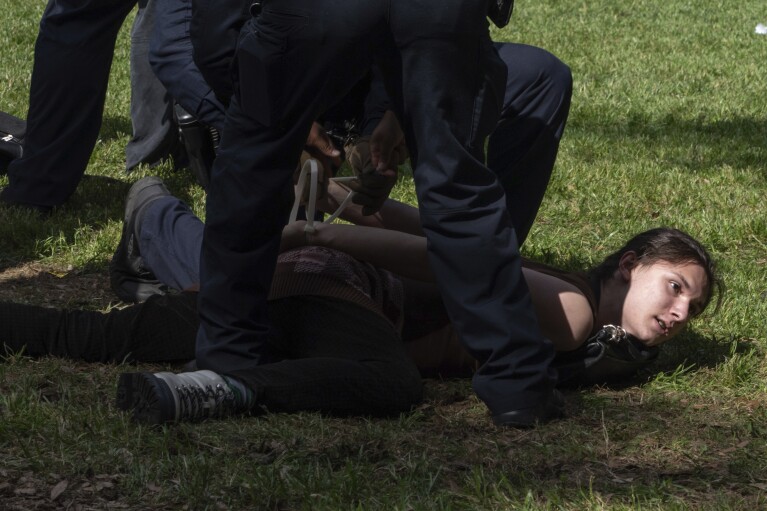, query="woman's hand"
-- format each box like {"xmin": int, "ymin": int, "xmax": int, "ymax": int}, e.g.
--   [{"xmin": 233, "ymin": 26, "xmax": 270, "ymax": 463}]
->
[{"xmin": 279, "ymin": 220, "xmax": 311, "ymax": 253}]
